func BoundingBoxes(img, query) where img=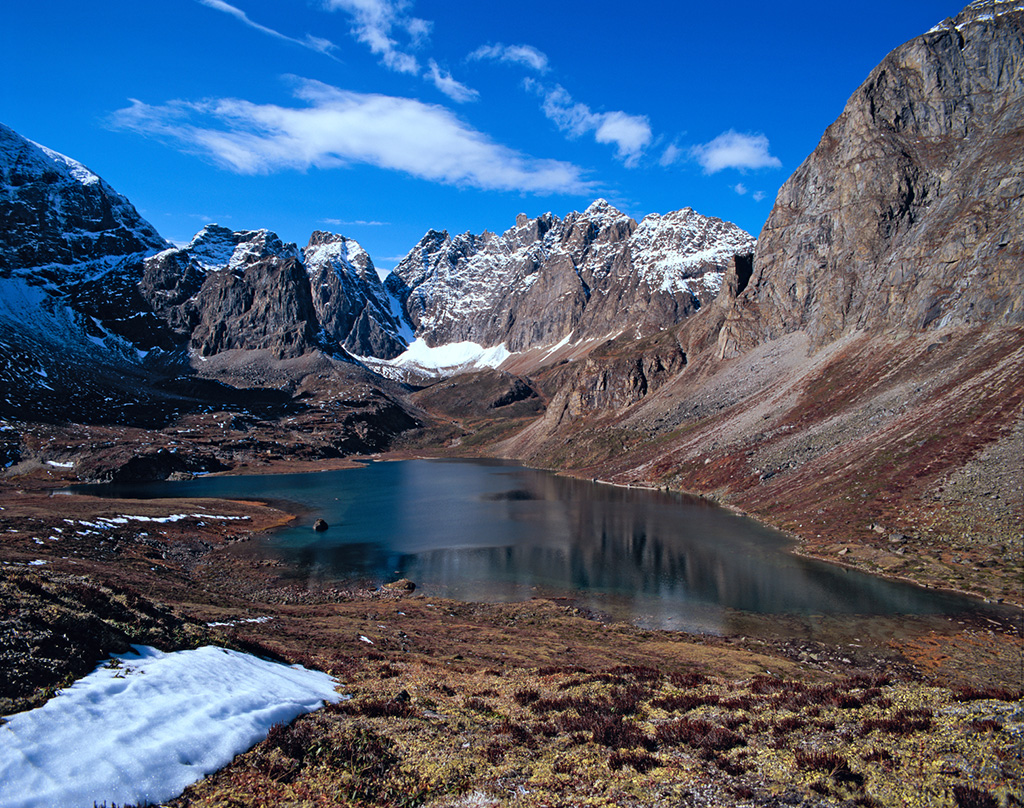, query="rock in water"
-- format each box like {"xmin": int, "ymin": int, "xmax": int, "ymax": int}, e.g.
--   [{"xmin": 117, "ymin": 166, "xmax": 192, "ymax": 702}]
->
[{"xmin": 313, "ymin": 518, "xmax": 329, "ymax": 532}]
